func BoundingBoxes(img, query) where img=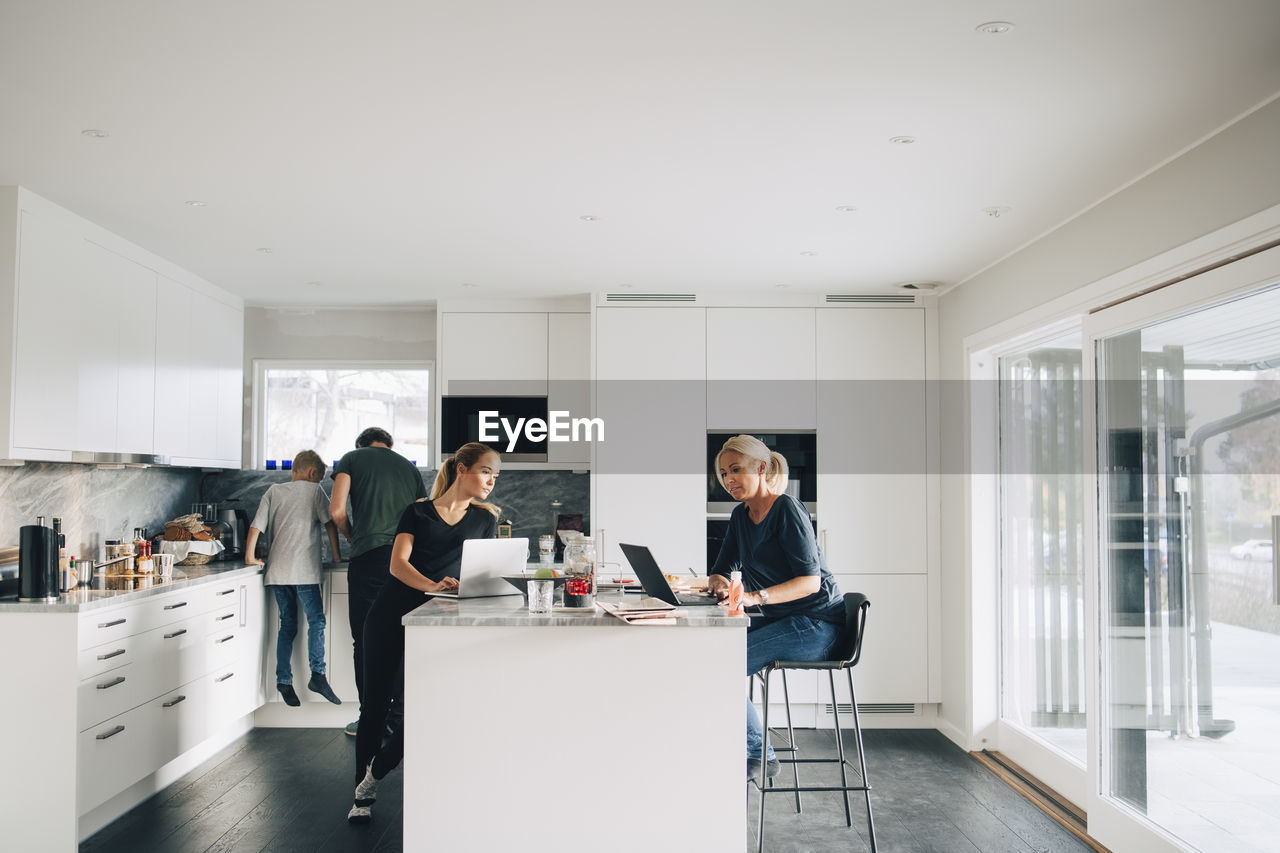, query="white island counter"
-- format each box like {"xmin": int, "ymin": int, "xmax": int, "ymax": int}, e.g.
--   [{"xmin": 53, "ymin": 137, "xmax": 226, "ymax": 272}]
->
[{"xmin": 402, "ymin": 595, "xmax": 748, "ymax": 852}]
